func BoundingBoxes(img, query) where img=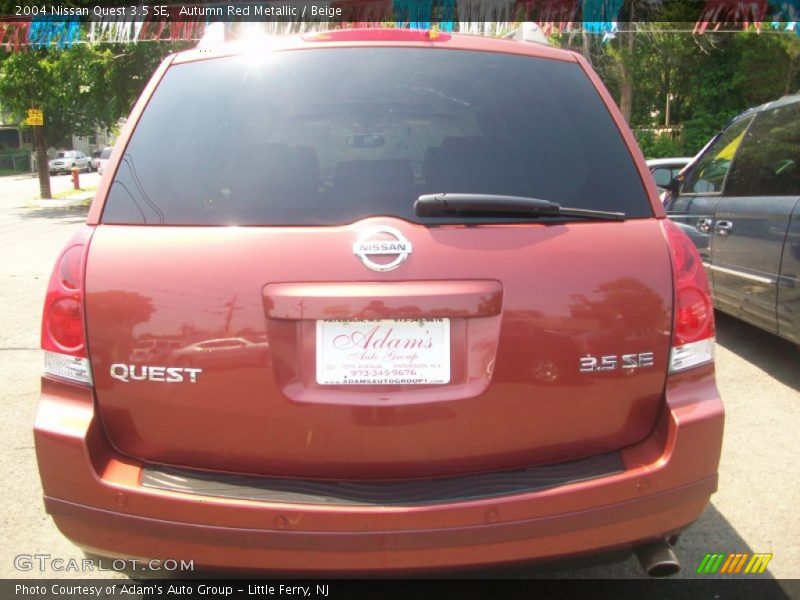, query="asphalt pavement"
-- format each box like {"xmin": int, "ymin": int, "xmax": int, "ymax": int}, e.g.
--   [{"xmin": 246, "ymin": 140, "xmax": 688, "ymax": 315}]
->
[{"xmin": 0, "ymin": 172, "xmax": 797, "ymax": 591}]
